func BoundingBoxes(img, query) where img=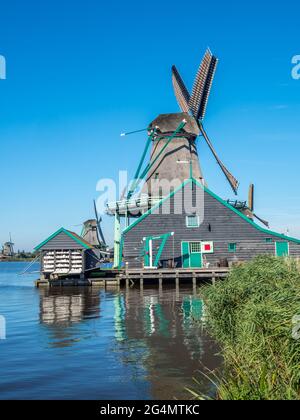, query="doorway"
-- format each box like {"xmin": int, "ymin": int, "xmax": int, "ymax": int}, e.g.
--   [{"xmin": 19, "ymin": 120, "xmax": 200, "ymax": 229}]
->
[
  {"xmin": 181, "ymin": 242, "xmax": 202, "ymax": 268},
  {"xmin": 275, "ymin": 242, "xmax": 289, "ymax": 257}
]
